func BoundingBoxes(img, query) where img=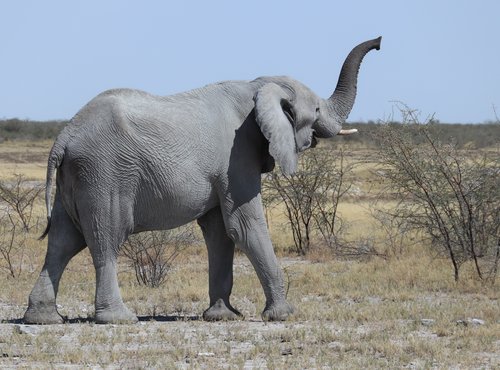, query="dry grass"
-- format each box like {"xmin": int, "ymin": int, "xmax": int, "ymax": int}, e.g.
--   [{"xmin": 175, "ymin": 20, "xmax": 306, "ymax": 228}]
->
[
  {"xmin": 0, "ymin": 140, "xmax": 499, "ymax": 368},
  {"xmin": 0, "ymin": 140, "xmax": 51, "ymax": 181},
  {"xmin": 1, "ymin": 250, "xmax": 498, "ymax": 368}
]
